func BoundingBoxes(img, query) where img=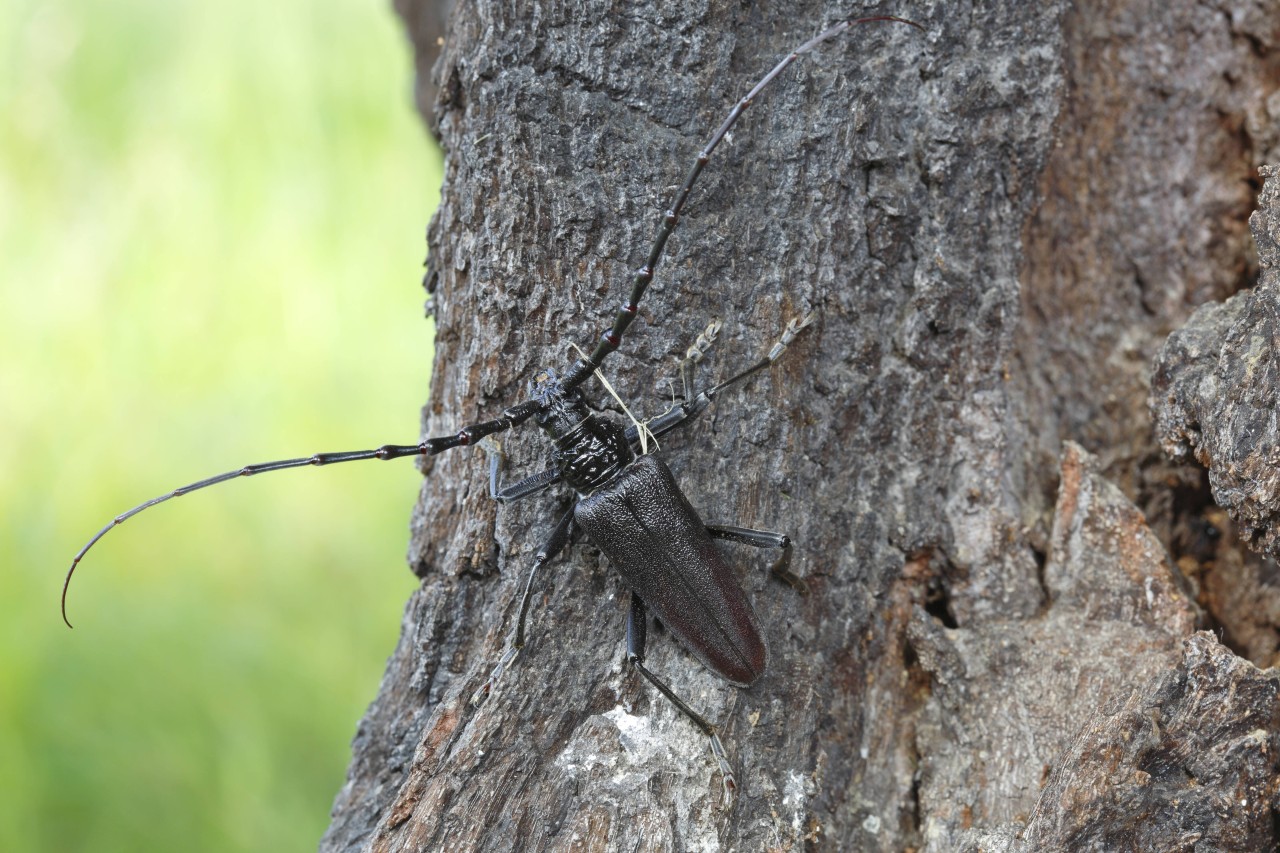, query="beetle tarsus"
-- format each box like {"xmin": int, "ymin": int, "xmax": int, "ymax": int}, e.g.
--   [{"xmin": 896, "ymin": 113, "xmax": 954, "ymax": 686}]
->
[
  {"xmin": 480, "ymin": 436, "xmax": 506, "ymax": 500},
  {"xmin": 471, "ymin": 644, "xmax": 521, "ymax": 707},
  {"xmin": 708, "ymin": 731, "xmax": 738, "ymax": 808},
  {"xmin": 705, "ymin": 524, "xmax": 805, "ymax": 593},
  {"xmin": 767, "ymin": 312, "xmax": 816, "ymax": 362},
  {"xmin": 679, "ymin": 318, "xmax": 723, "ymax": 401}
]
